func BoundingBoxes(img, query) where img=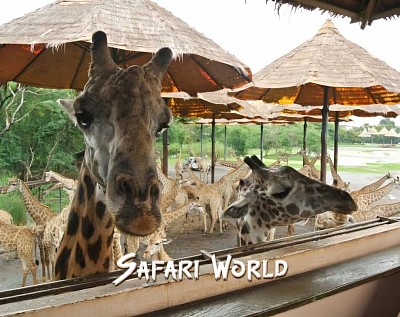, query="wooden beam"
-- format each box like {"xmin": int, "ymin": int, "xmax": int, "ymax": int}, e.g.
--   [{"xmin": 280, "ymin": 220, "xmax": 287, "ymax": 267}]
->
[
  {"xmin": 361, "ymin": 0, "xmax": 378, "ymax": 29},
  {"xmin": 287, "ymin": 0, "xmax": 360, "ymax": 20}
]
